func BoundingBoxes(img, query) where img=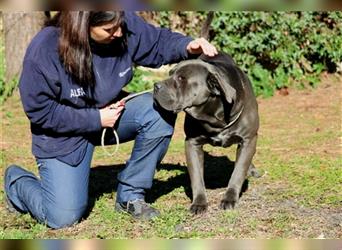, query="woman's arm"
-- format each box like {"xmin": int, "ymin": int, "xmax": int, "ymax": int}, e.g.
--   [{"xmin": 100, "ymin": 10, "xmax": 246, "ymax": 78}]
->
[
  {"xmin": 125, "ymin": 12, "xmax": 194, "ymax": 67},
  {"xmin": 19, "ymin": 60, "xmax": 103, "ymax": 134}
]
